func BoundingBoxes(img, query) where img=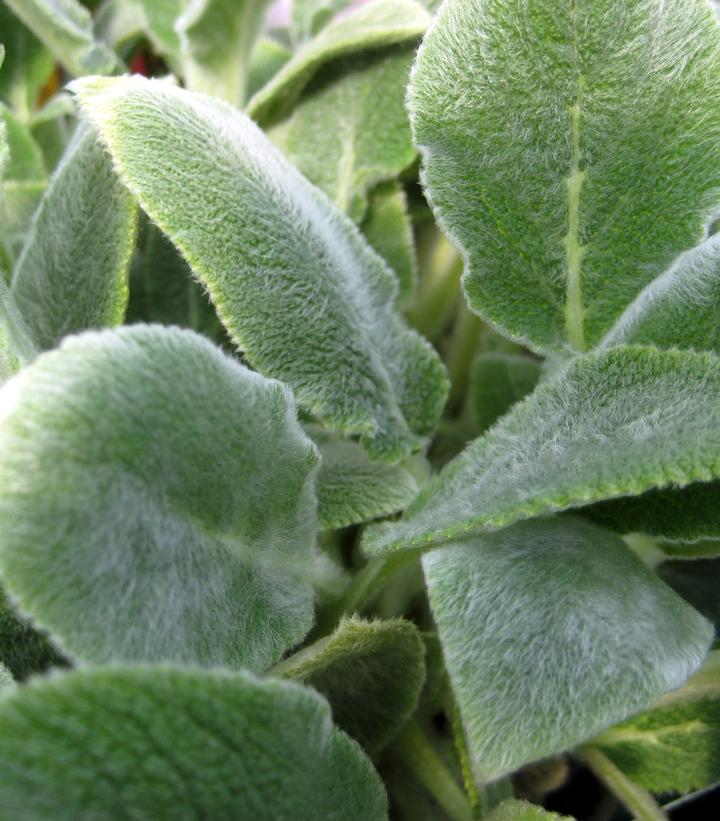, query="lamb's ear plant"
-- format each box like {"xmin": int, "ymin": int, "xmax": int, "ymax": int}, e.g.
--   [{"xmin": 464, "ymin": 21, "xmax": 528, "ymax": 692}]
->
[{"xmin": 0, "ymin": 0, "xmax": 719, "ymax": 818}]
